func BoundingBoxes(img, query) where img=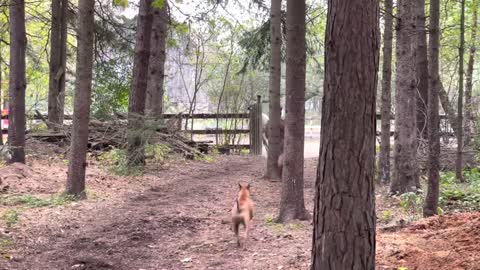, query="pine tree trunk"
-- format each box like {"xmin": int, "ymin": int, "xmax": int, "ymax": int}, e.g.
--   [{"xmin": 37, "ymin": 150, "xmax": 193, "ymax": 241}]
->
[
  {"xmin": 456, "ymin": 0, "xmax": 466, "ymax": 182},
  {"xmin": 8, "ymin": 0, "xmax": 27, "ymax": 164},
  {"xmin": 391, "ymin": 0, "xmax": 419, "ymax": 194},
  {"xmin": 423, "ymin": 0, "xmax": 441, "ymax": 217},
  {"xmin": 0, "ymin": 45, "xmax": 3, "ymax": 146},
  {"xmin": 276, "ymin": 0, "xmax": 309, "ymax": 223},
  {"xmin": 414, "ymin": 0, "xmax": 429, "ymax": 139},
  {"xmin": 65, "ymin": 0, "xmax": 95, "ymax": 196},
  {"xmin": 379, "ymin": 0, "xmax": 393, "ymax": 184},
  {"xmin": 127, "ymin": 0, "xmax": 154, "ymax": 167},
  {"xmin": 265, "ymin": 0, "xmax": 283, "ymax": 181},
  {"xmin": 145, "ymin": 1, "xmax": 168, "ymax": 119},
  {"xmin": 47, "ymin": 0, "xmax": 67, "ymax": 129},
  {"xmin": 311, "ymin": 0, "xmax": 379, "ymax": 267},
  {"xmin": 464, "ymin": 1, "xmax": 477, "ymax": 146}
]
